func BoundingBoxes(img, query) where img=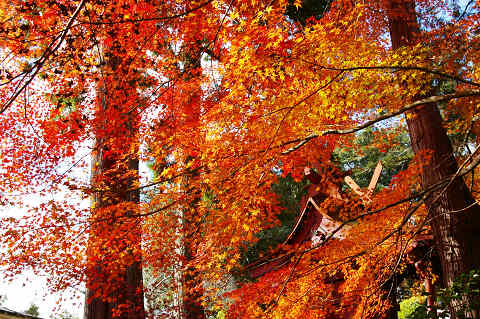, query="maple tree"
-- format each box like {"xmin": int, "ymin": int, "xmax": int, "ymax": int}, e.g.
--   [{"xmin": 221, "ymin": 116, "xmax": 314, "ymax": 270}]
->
[{"xmin": 1, "ymin": 0, "xmax": 480, "ymax": 318}]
